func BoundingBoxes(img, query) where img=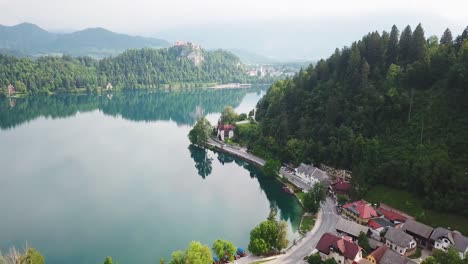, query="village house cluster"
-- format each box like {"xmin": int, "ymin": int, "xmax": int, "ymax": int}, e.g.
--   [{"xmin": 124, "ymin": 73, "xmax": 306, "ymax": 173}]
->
[{"xmin": 315, "ymin": 197, "xmax": 468, "ymax": 264}]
